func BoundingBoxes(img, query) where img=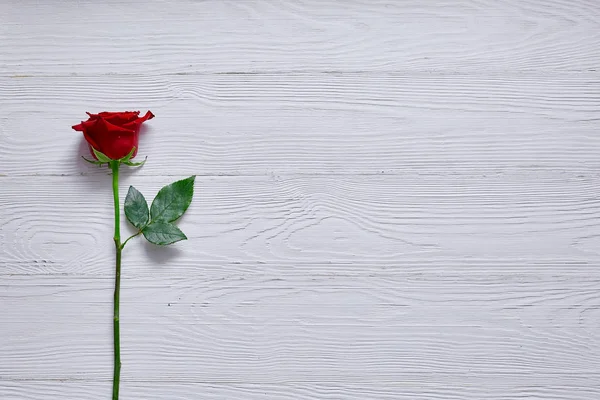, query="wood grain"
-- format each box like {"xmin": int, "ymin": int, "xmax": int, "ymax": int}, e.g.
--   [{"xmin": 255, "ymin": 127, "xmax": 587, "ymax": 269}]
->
[
  {"xmin": 2, "ymin": 274, "xmax": 600, "ymax": 383},
  {"xmin": 3, "ymin": 380, "xmax": 600, "ymax": 400},
  {"xmin": 1, "ymin": 0, "xmax": 600, "ymax": 75},
  {"xmin": 1, "ymin": 73, "xmax": 599, "ymax": 177},
  {"xmin": 2, "ymin": 0, "xmax": 600, "ymax": 398},
  {"xmin": 1, "ymin": 174, "xmax": 599, "ymax": 276}
]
